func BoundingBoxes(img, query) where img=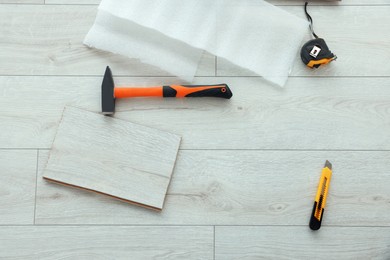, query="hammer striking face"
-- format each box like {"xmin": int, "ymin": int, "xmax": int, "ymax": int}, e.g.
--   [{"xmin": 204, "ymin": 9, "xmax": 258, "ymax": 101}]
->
[{"xmin": 101, "ymin": 66, "xmax": 233, "ymax": 115}]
